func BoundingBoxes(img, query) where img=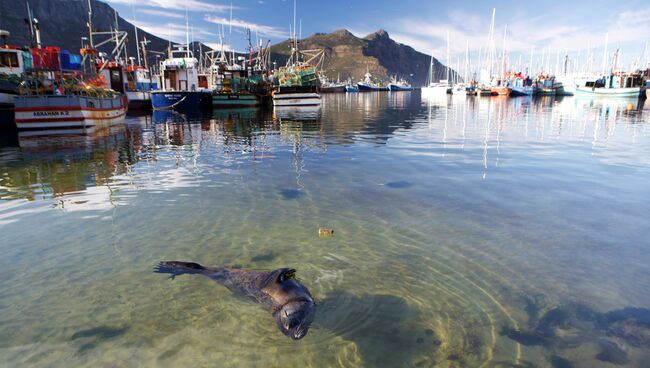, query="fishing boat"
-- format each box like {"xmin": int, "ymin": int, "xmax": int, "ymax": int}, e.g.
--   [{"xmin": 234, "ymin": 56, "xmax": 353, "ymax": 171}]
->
[
  {"xmin": 123, "ymin": 65, "xmax": 155, "ymax": 109},
  {"xmin": 345, "ymin": 83, "xmax": 359, "ymax": 92},
  {"xmin": 206, "ymin": 28, "xmax": 273, "ymax": 108},
  {"xmin": 357, "ymin": 71, "xmax": 385, "ymax": 91},
  {"xmin": 574, "ymin": 73, "xmax": 646, "ymax": 98},
  {"xmin": 320, "ymin": 82, "xmax": 346, "ymax": 93},
  {"xmin": 0, "ymin": 31, "xmax": 27, "ymax": 111},
  {"xmin": 388, "ymin": 77, "xmax": 414, "ymax": 91},
  {"xmin": 151, "ymin": 46, "xmax": 211, "ymax": 110},
  {"xmin": 272, "ymin": 27, "xmax": 324, "ymax": 107},
  {"xmin": 14, "ymin": 75, "xmax": 127, "ymax": 130}
]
